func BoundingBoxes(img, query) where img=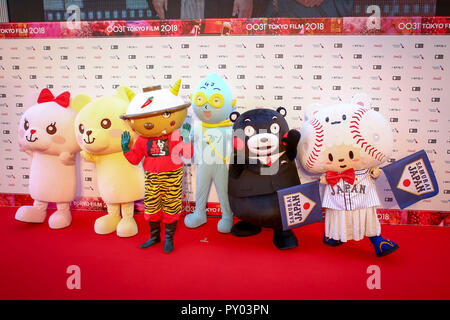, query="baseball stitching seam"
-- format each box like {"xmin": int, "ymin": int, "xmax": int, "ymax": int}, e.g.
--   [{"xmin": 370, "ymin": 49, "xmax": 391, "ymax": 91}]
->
[
  {"xmin": 350, "ymin": 107, "xmax": 386, "ymax": 162},
  {"xmin": 305, "ymin": 118, "xmax": 324, "ymax": 169}
]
